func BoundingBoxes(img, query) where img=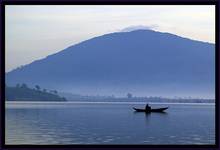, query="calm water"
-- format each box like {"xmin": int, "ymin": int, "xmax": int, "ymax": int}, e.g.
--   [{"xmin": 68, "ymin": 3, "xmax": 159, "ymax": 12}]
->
[{"xmin": 6, "ymin": 102, "xmax": 215, "ymax": 145}]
